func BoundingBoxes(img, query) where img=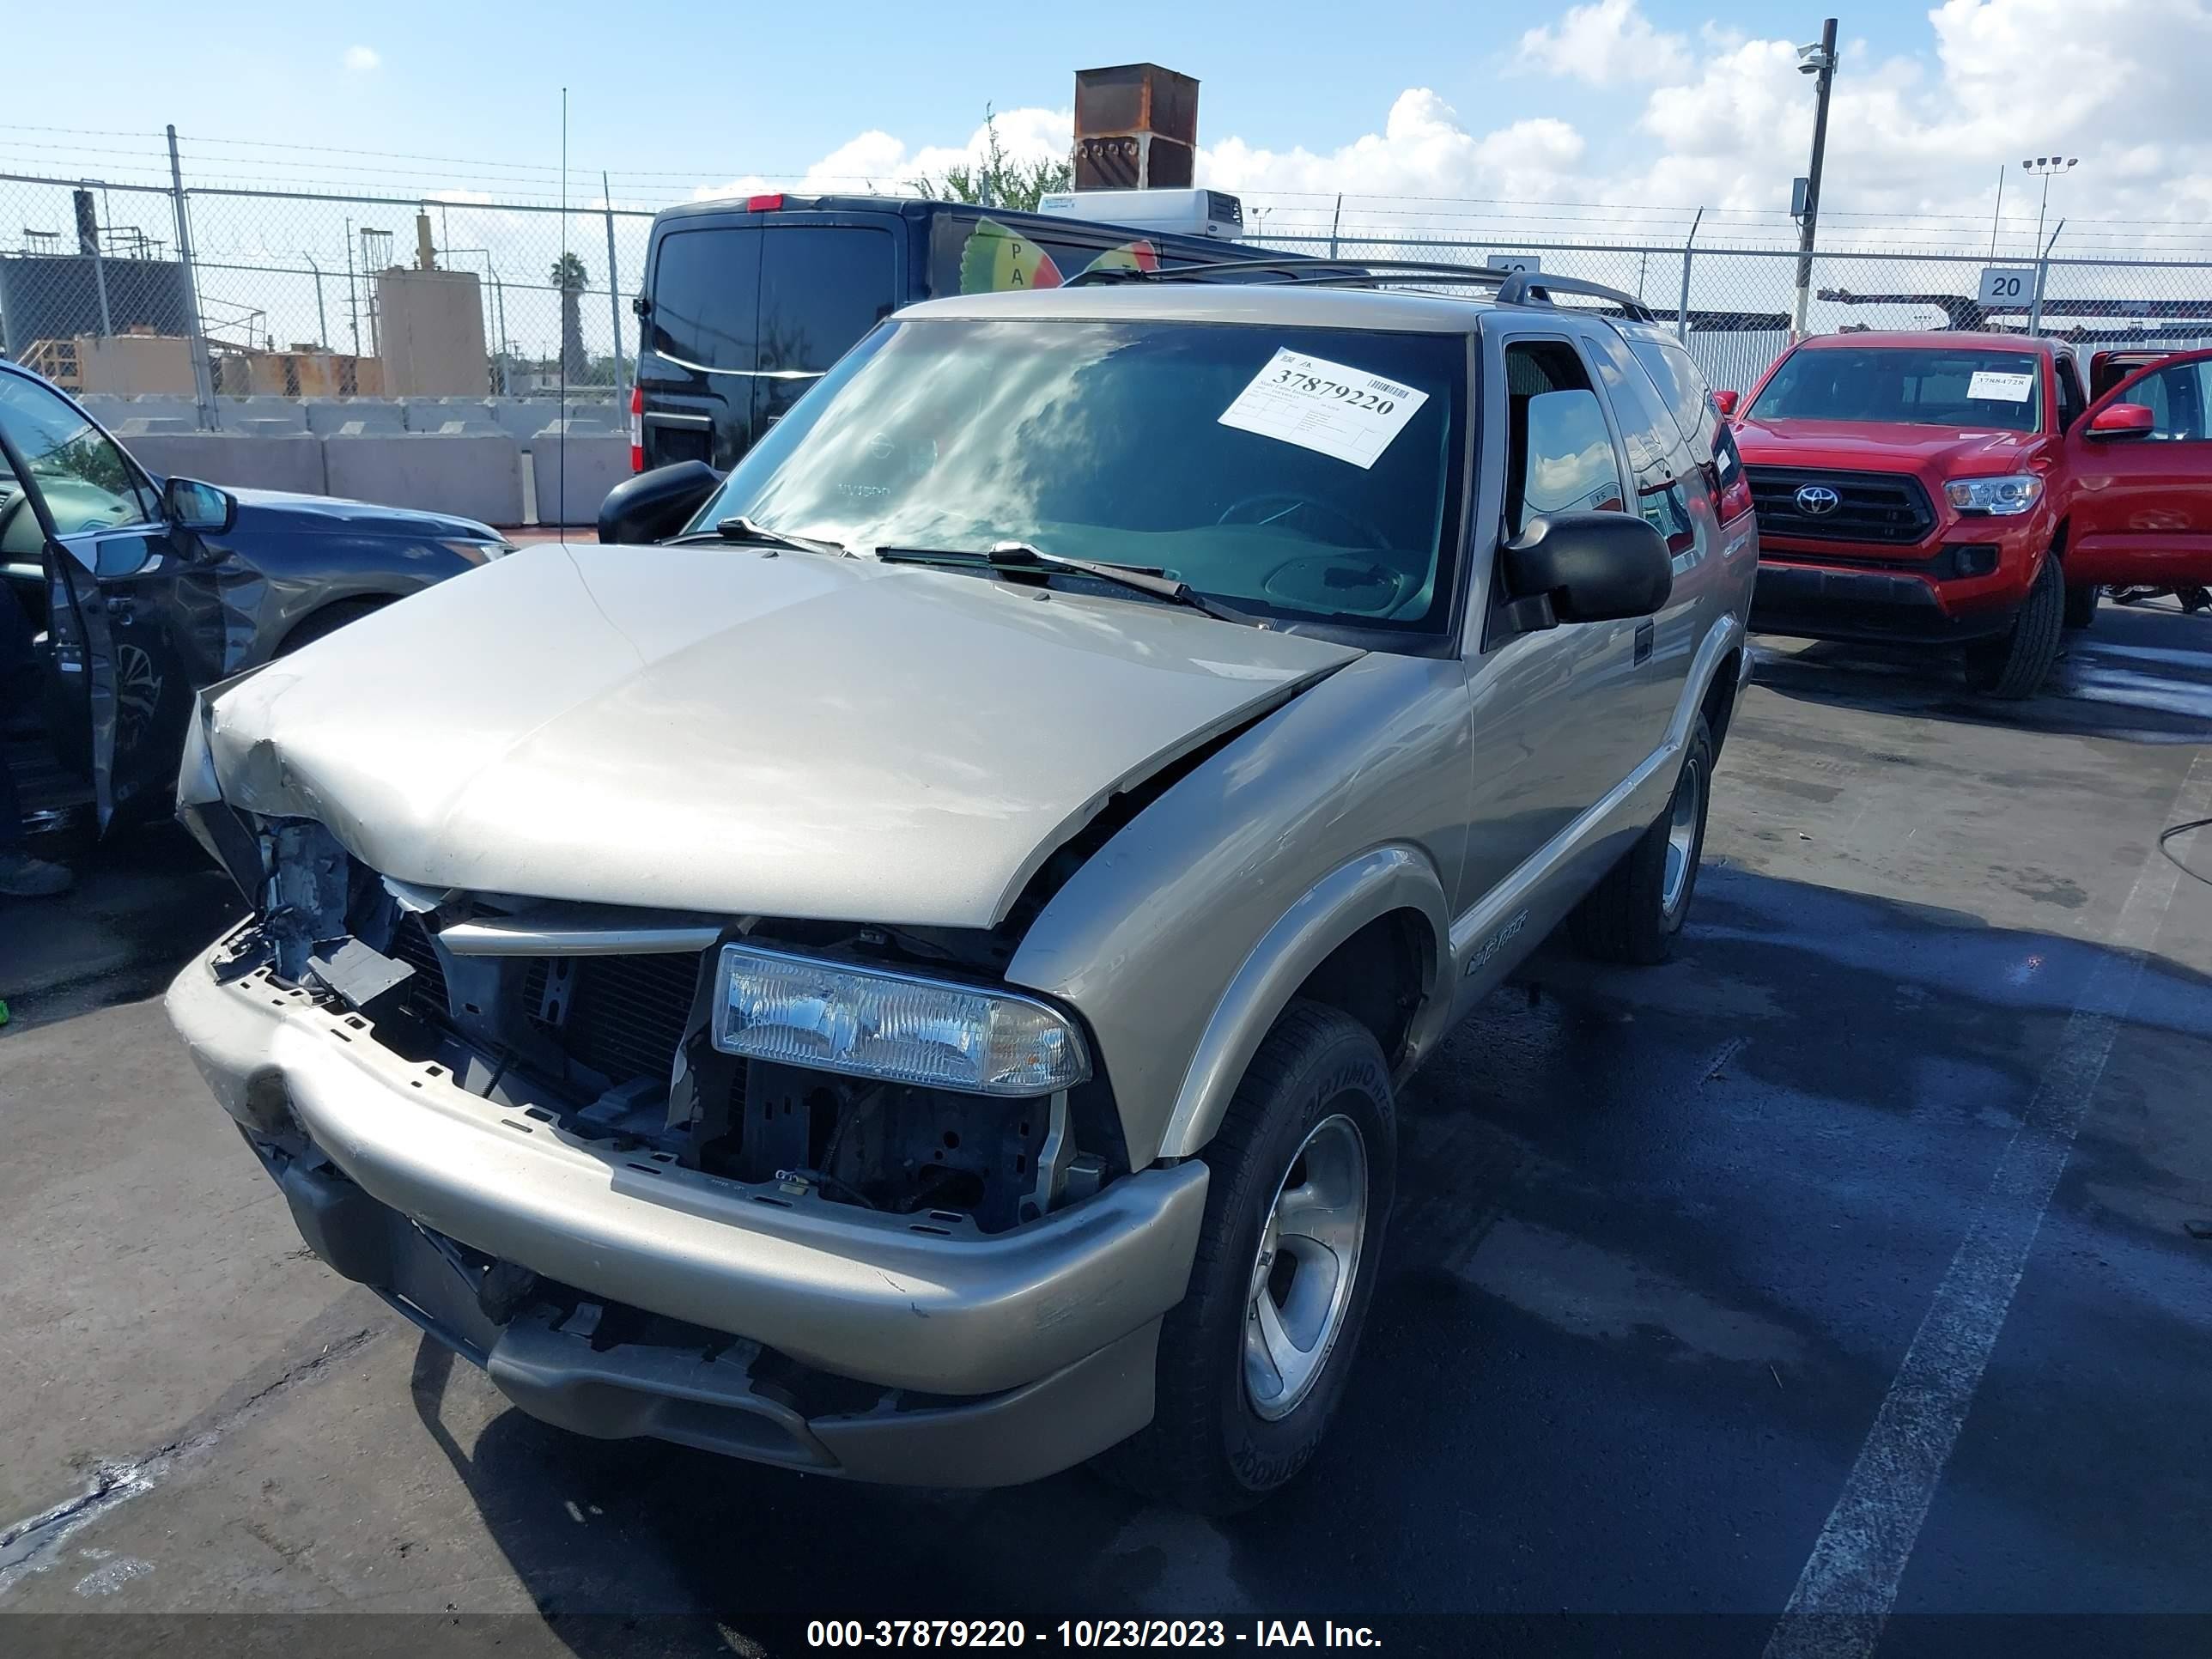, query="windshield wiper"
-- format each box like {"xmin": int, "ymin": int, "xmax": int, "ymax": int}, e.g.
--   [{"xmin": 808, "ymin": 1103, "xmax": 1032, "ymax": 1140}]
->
[
  {"xmin": 874, "ymin": 541, "xmax": 1267, "ymax": 627},
  {"xmin": 714, "ymin": 515, "xmax": 849, "ymax": 556}
]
